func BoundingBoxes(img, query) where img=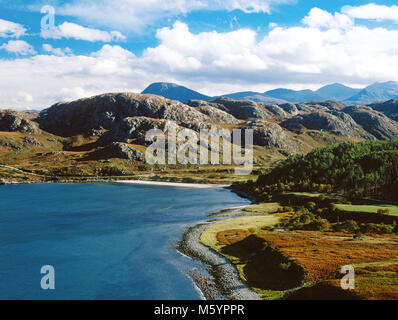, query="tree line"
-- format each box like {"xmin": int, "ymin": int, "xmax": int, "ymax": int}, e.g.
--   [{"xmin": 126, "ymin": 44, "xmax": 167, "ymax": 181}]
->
[{"xmin": 239, "ymin": 139, "xmax": 398, "ymax": 201}]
